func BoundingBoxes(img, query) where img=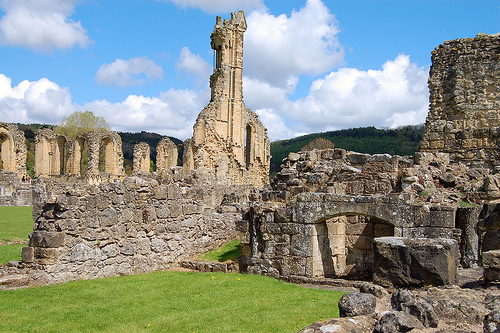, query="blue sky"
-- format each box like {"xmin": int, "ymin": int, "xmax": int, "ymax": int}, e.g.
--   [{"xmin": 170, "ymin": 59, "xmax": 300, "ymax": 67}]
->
[{"xmin": 0, "ymin": 0, "xmax": 498, "ymax": 141}]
